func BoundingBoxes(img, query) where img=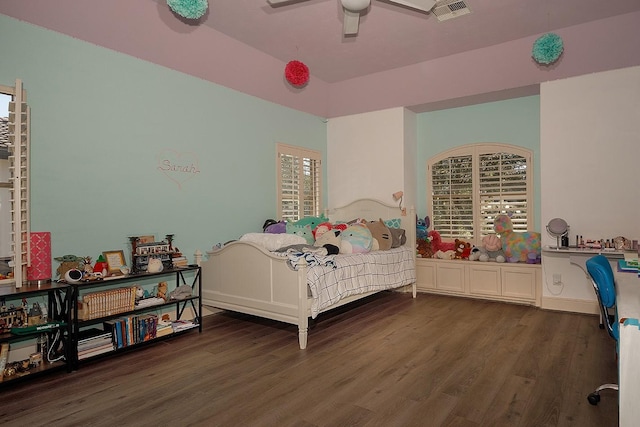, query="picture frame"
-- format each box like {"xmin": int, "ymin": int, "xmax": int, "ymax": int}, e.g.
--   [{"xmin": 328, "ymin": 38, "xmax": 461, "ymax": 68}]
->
[
  {"xmin": 102, "ymin": 250, "xmax": 127, "ymax": 275},
  {"xmin": 138, "ymin": 235, "xmax": 155, "ymax": 244}
]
